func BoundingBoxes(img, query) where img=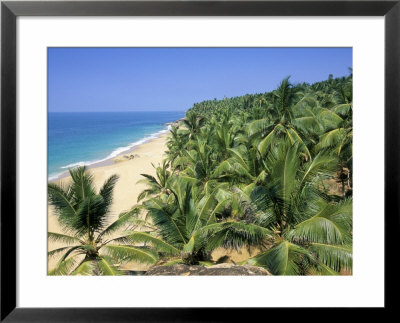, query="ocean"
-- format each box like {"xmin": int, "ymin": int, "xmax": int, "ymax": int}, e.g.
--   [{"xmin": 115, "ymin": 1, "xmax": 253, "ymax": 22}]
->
[{"xmin": 48, "ymin": 111, "xmax": 185, "ymax": 180}]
